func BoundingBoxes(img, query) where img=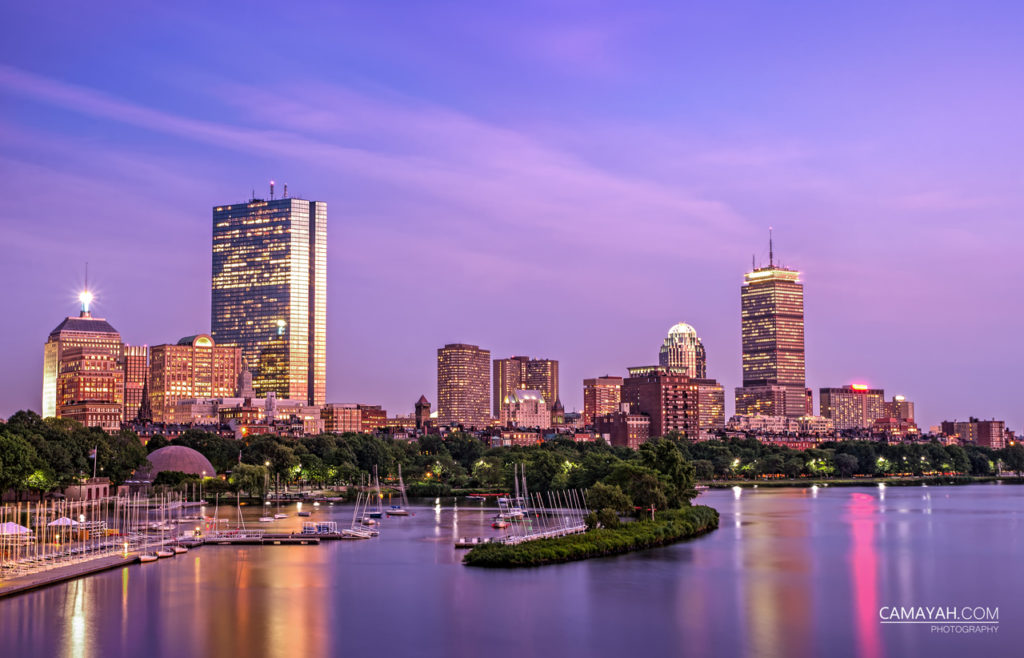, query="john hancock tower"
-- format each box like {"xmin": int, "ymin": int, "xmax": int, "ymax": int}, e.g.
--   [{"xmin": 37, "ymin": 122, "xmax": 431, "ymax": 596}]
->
[{"xmin": 211, "ymin": 185, "xmax": 326, "ymax": 405}]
